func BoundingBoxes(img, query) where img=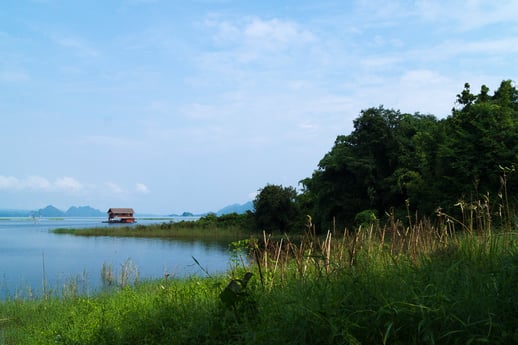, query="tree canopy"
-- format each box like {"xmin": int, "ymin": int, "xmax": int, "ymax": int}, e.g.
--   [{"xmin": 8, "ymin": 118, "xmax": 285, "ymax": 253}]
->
[
  {"xmin": 253, "ymin": 184, "xmax": 301, "ymax": 233},
  {"xmin": 299, "ymin": 80, "xmax": 518, "ymax": 231}
]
